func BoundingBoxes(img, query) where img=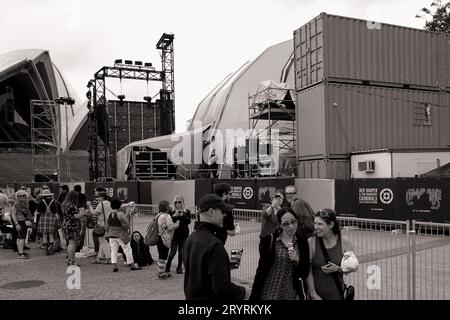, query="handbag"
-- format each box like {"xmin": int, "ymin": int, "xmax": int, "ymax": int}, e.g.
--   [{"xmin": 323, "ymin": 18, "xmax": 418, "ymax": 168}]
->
[
  {"xmin": 93, "ymin": 202, "xmax": 106, "ymax": 237},
  {"xmin": 85, "ymin": 215, "xmax": 95, "ymax": 229},
  {"xmin": 318, "ymin": 237, "xmax": 355, "ymax": 301}
]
